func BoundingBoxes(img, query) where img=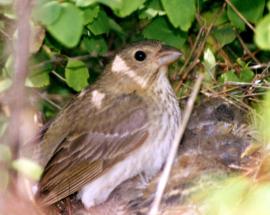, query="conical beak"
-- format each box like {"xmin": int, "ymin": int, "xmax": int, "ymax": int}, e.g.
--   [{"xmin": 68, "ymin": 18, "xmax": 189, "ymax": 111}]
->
[{"xmin": 157, "ymin": 45, "xmax": 182, "ymax": 66}]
